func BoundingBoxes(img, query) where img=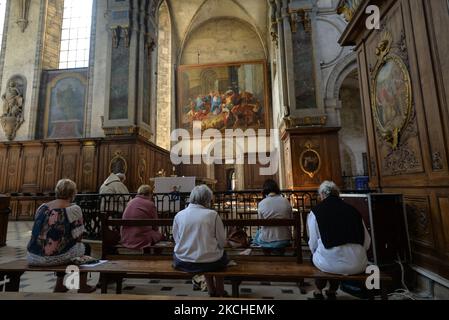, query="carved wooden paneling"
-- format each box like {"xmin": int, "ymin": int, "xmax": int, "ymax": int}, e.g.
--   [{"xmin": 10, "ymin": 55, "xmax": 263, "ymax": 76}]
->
[
  {"xmin": 79, "ymin": 142, "xmax": 98, "ymax": 192},
  {"xmin": 42, "ymin": 143, "xmax": 58, "ymax": 193},
  {"xmin": 437, "ymin": 197, "xmax": 449, "ymax": 255},
  {"xmin": 342, "ymin": 0, "xmax": 449, "ymax": 279},
  {"xmin": 282, "ymin": 128, "xmax": 342, "ymax": 190},
  {"xmin": 242, "ymin": 155, "xmax": 277, "ymax": 190},
  {"xmin": 404, "ymin": 196, "xmax": 435, "ymax": 248},
  {"xmin": 0, "ymin": 147, "xmax": 6, "ymax": 191},
  {"xmin": 20, "ymin": 145, "xmax": 42, "ymax": 193},
  {"xmin": 5, "ymin": 147, "xmax": 21, "ymax": 193},
  {"xmin": 0, "ymin": 138, "xmax": 172, "ymax": 196},
  {"xmin": 283, "ymin": 137, "xmax": 293, "ymax": 189}
]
